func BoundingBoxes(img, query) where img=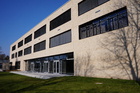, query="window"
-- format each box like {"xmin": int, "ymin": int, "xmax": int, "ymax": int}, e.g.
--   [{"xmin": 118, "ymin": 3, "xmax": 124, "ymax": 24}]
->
[
  {"xmin": 100, "ymin": 18, "xmax": 107, "ymax": 33},
  {"xmin": 25, "ymin": 34, "xmax": 32, "ymax": 44},
  {"xmin": 12, "ymin": 45, "xmax": 16, "ymax": 51},
  {"xmin": 79, "ymin": 7, "xmax": 128, "ymax": 39},
  {"xmin": 34, "ymin": 40, "xmax": 46, "ymax": 52},
  {"xmin": 18, "ymin": 40, "xmax": 23, "ymax": 48},
  {"xmin": 78, "ymin": 0, "xmax": 109, "ymax": 15},
  {"xmin": 15, "ymin": 61, "xmax": 20, "ymax": 69},
  {"xmin": 50, "ymin": 30, "xmax": 71, "ymax": 48},
  {"xmin": 11, "ymin": 54, "xmax": 14, "ymax": 59},
  {"xmin": 34, "ymin": 25, "xmax": 46, "ymax": 39},
  {"xmin": 50, "ymin": 9, "xmax": 71, "ymax": 30},
  {"xmin": 18, "ymin": 50, "xmax": 23, "ymax": 57},
  {"xmin": 118, "ymin": 11, "xmax": 128, "ymax": 28},
  {"xmin": 24, "ymin": 46, "xmax": 32, "ymax": 55}
]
